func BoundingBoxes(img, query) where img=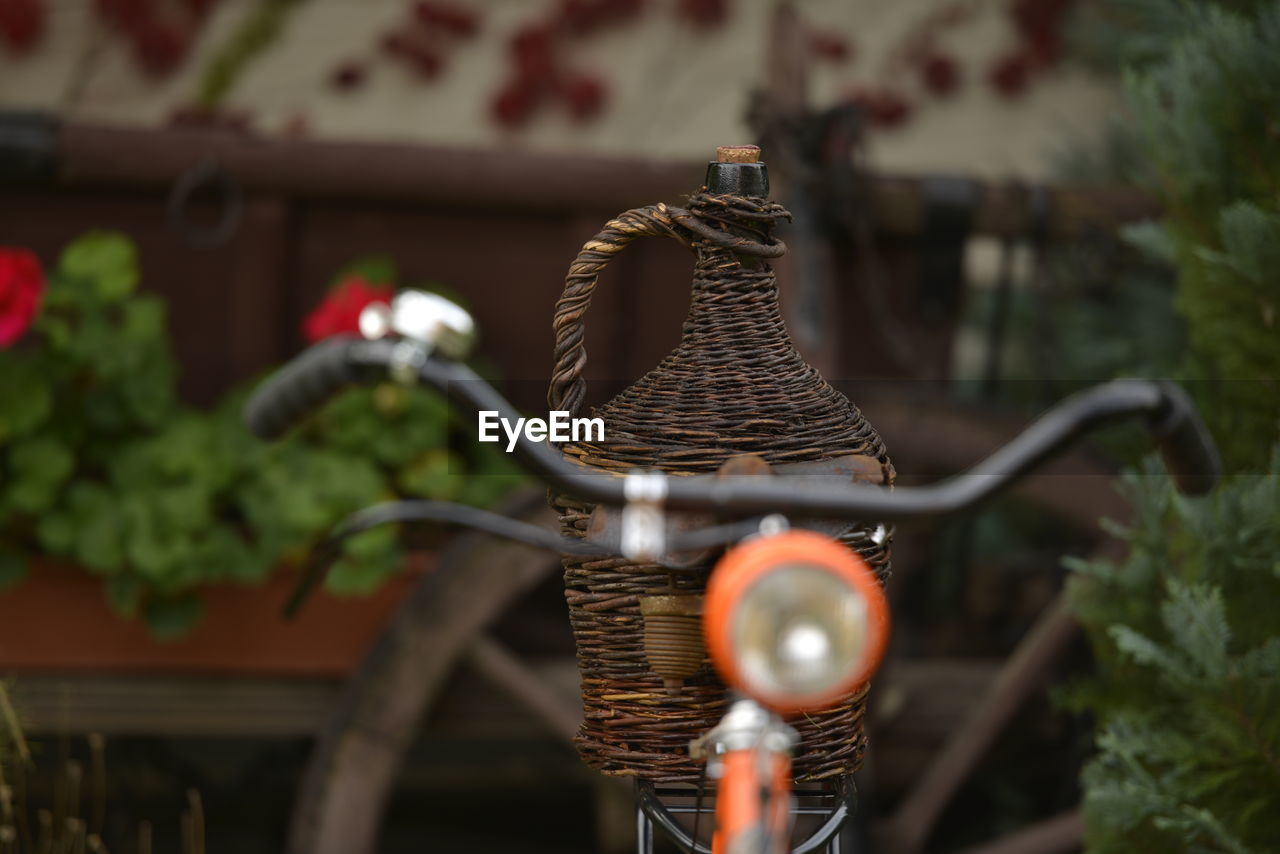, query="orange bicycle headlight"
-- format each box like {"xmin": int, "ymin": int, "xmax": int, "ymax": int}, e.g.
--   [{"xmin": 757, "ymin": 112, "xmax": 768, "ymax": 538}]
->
[{"xmin": 704, "ymin": 530, "xmax": 889, "ymax": 713}]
